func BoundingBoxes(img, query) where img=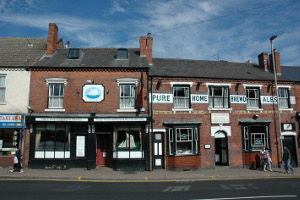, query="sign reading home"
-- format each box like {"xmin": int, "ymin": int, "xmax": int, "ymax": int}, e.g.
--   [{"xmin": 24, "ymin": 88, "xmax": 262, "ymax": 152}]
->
[{"xmin": 82, "ymin": 84, "xmax": 104, "ymax": 102}]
